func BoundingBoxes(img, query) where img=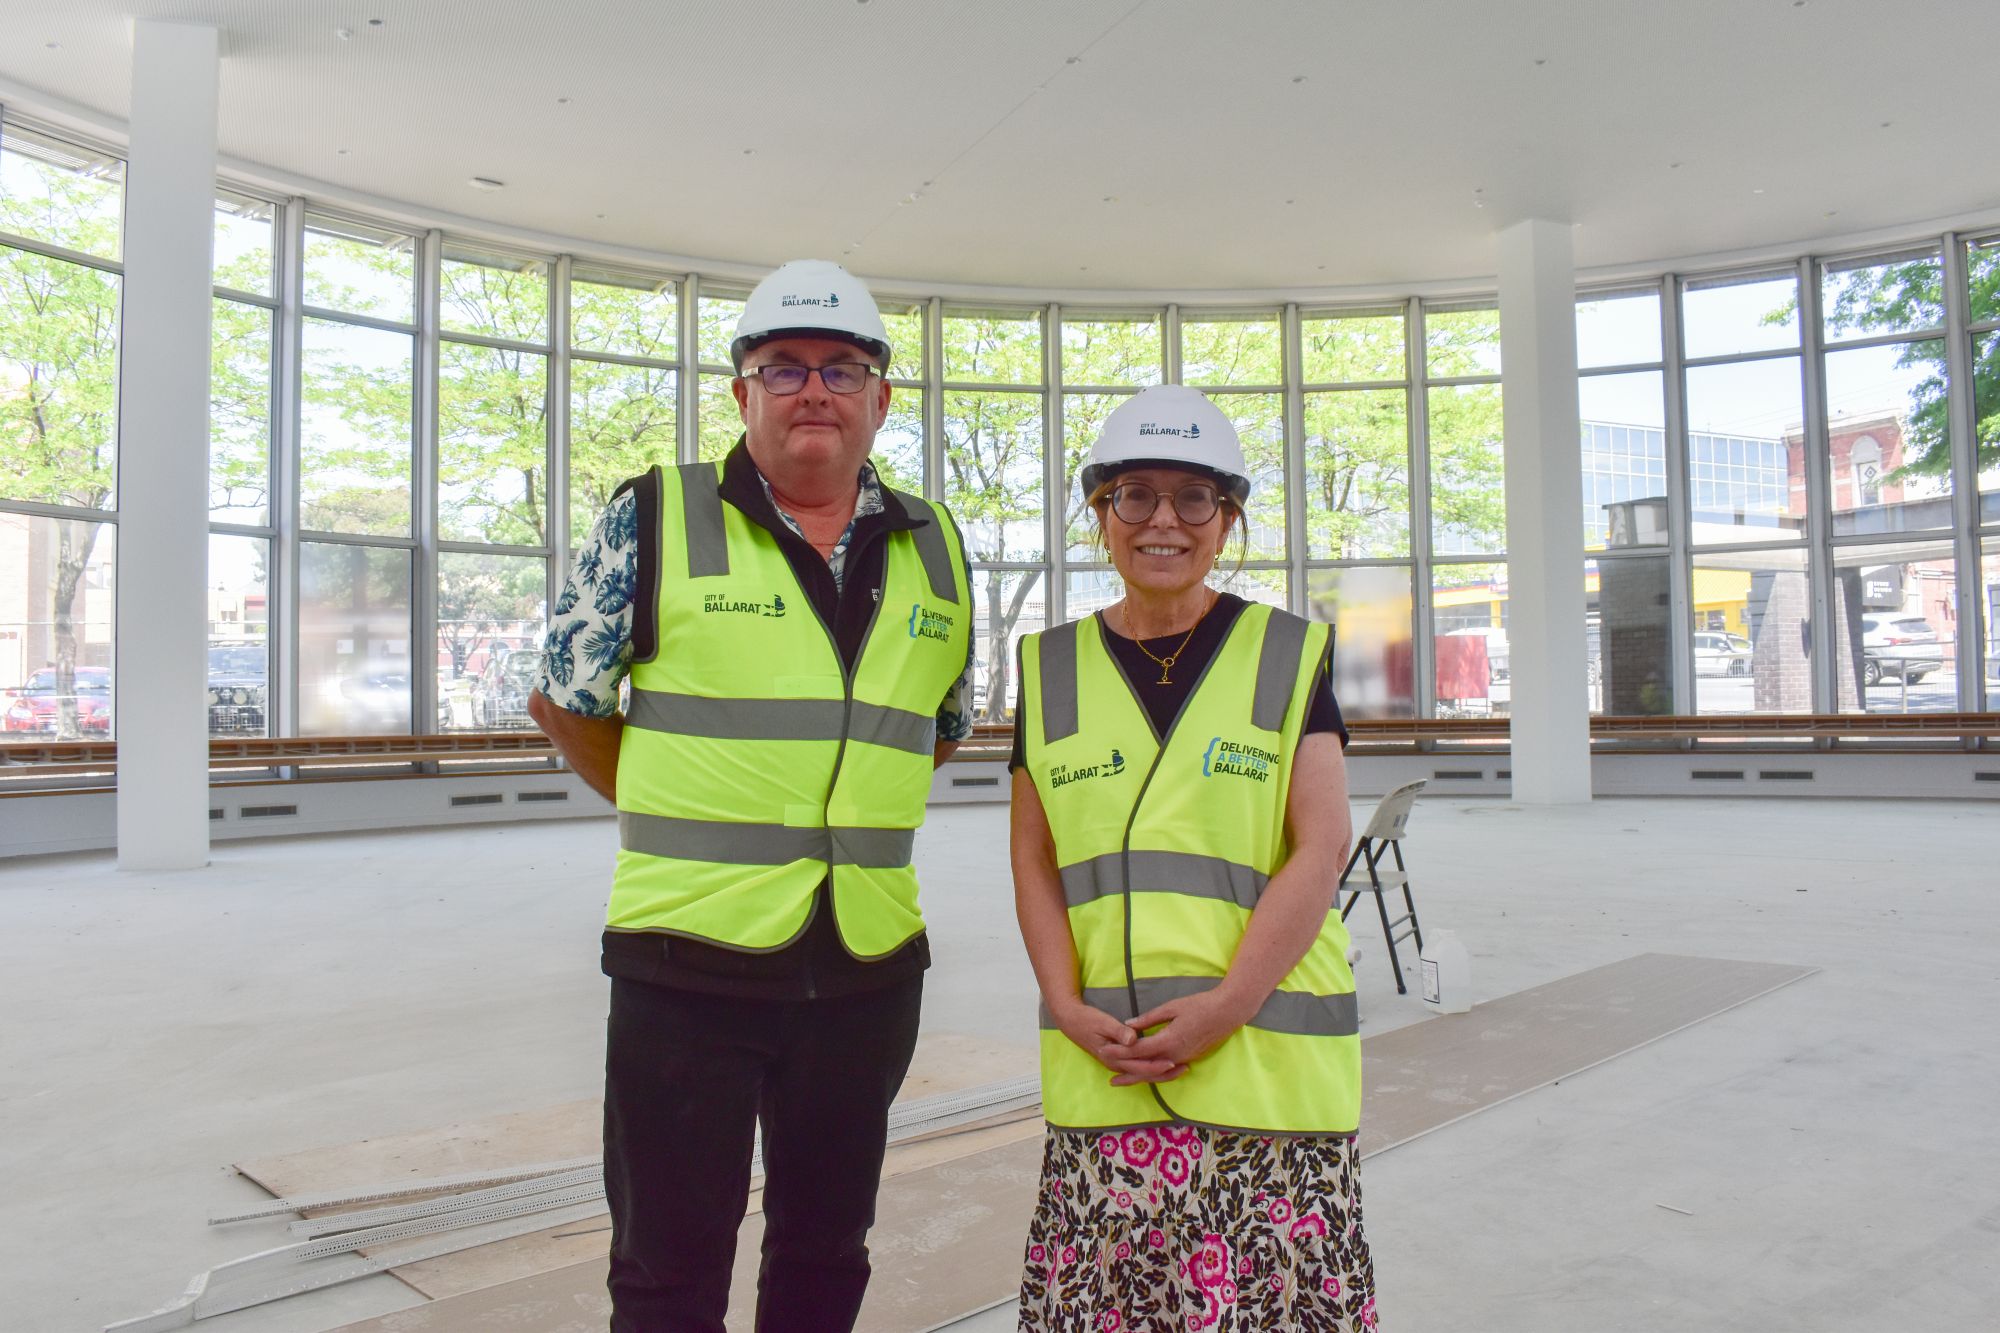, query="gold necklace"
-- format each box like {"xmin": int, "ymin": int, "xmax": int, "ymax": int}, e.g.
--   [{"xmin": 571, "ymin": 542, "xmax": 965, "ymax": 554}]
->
[{"xmin": 1120, "ymin": 593, "xmax": 1214, "ymax": 685}]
